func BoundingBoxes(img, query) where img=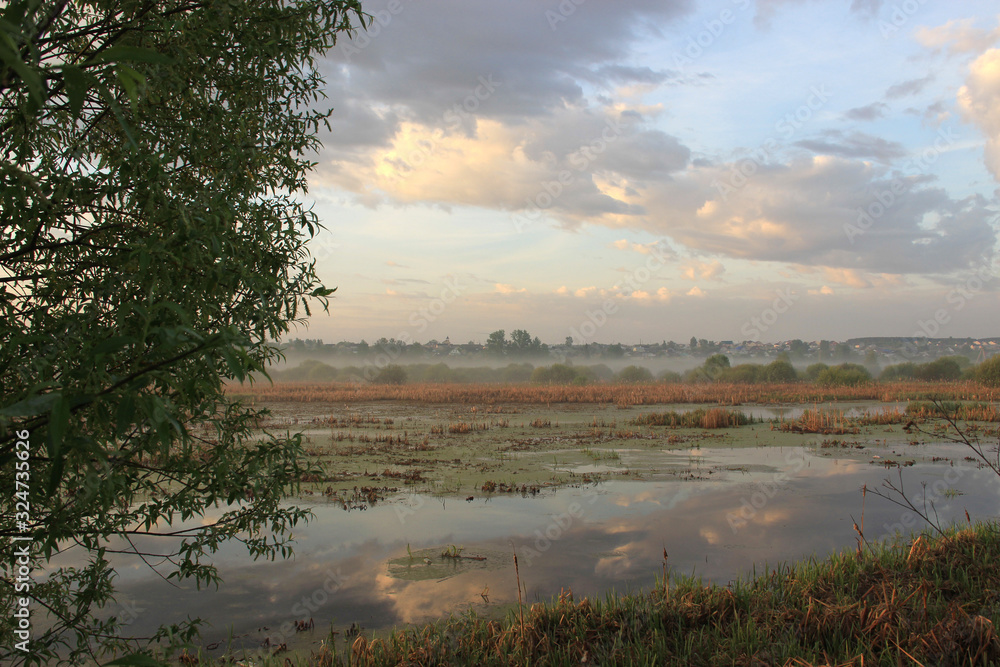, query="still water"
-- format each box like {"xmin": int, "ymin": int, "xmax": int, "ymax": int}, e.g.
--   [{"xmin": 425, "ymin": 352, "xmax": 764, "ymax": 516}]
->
[{"xmin": 80, "ymin": 442, "xmax": 1000, "ymax": 655}]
